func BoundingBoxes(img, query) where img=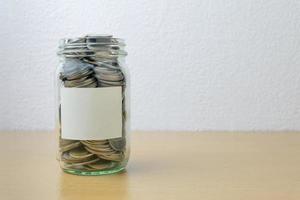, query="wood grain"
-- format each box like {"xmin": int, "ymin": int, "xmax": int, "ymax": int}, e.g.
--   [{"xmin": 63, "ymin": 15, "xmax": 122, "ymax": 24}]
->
[{"xmin": 0, "ymin": 131, "xmax": 299, "ymax": 200}]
